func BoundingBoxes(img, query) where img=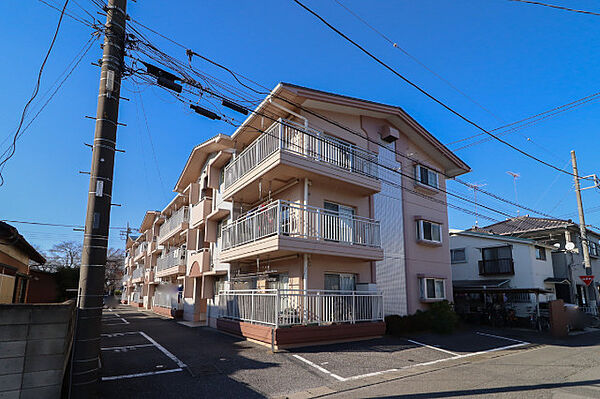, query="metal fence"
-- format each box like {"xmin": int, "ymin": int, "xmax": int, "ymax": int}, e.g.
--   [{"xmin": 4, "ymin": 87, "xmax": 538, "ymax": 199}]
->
[
  {"xmin": 156, "ymin": 248, "xmax": 187, "ymax": 272},
  {"xmin": 158, "ymin": 207, "xmax": 189, "ymax": 241},
  {"xmin": 132, "ymin": 267, "xmax": 144, "ymax": 280},
  {"xmin": 218, "ymin": 289, "xmax": 384, "ymax": 327},
  {"xmin": 152, "ymin": 290, "xmax": 183, "ymax": 309},
  {"xmin": 580, "ymin": 306, "xmax": 599, "ymax": 316},
  {"xmin": 221, "ymin": 200, "xmax": 381, "ymax": 251},
  {"xmin": 223, "ymin": 118, "xmax": 379, "ymax": 189}
]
